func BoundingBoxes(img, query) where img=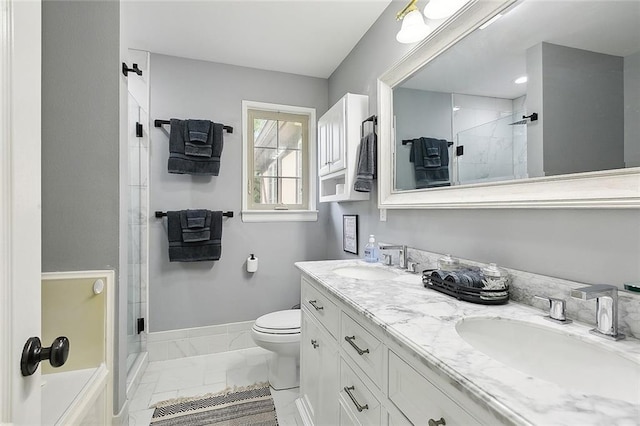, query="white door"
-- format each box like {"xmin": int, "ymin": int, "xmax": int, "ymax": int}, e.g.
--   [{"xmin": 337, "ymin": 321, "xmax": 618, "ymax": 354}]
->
[{"xmin": 1, "ymin": 0, "xmax": 43, "ymax": 424}]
